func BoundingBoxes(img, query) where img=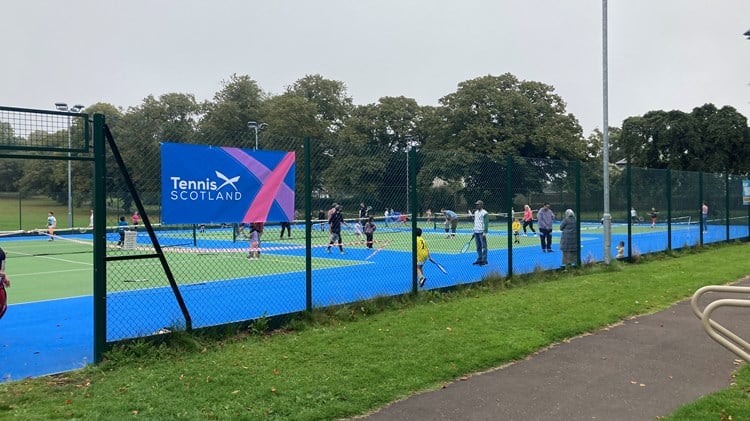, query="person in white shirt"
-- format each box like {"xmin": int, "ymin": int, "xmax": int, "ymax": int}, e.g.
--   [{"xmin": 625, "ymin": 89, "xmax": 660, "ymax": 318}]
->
[{"xmin": 472, "ymin": 200, "xmax": 489, "ymax": 266}]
